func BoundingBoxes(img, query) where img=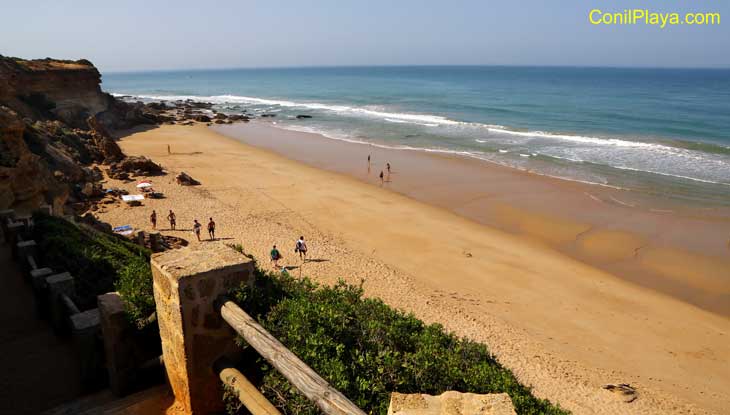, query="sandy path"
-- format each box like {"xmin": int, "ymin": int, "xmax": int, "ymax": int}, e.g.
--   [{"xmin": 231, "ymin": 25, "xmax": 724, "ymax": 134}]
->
[{"xmin": 95, "ymin": 125, "xmax": 729, "ymax": 414}]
